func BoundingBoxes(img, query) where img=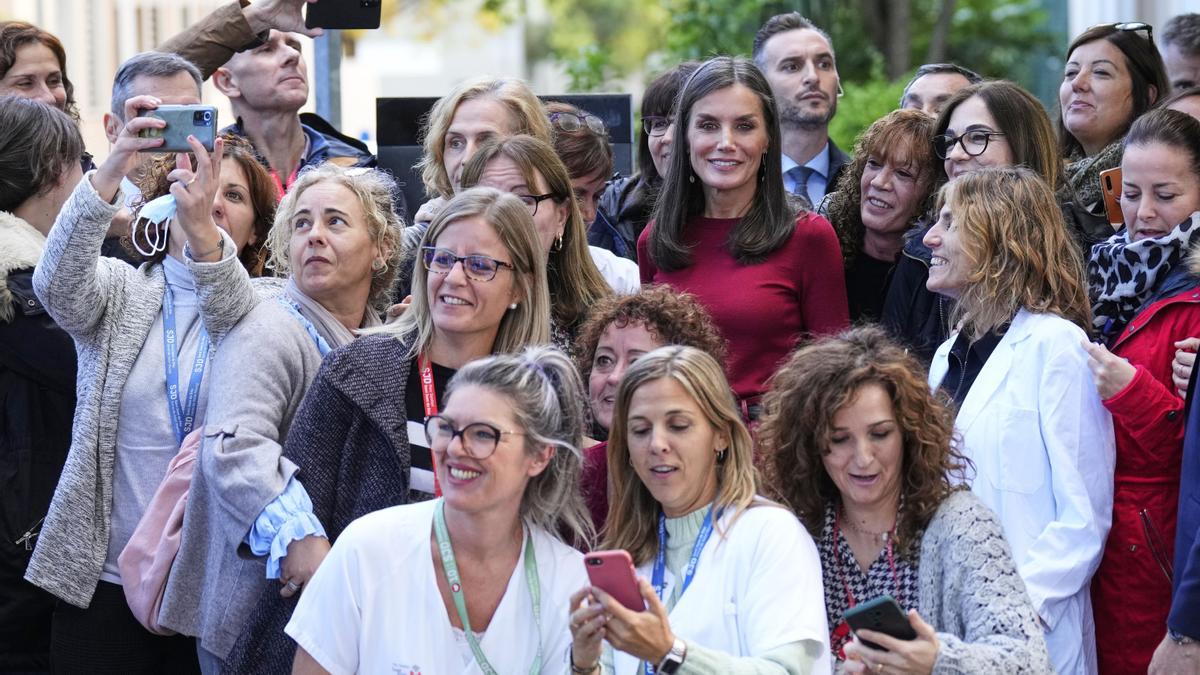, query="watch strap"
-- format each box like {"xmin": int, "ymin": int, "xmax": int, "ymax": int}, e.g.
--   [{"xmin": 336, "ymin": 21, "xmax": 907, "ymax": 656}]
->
[{"xmin": 656, "ymin": 637, "xmax": 687, "ymax": 674}]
